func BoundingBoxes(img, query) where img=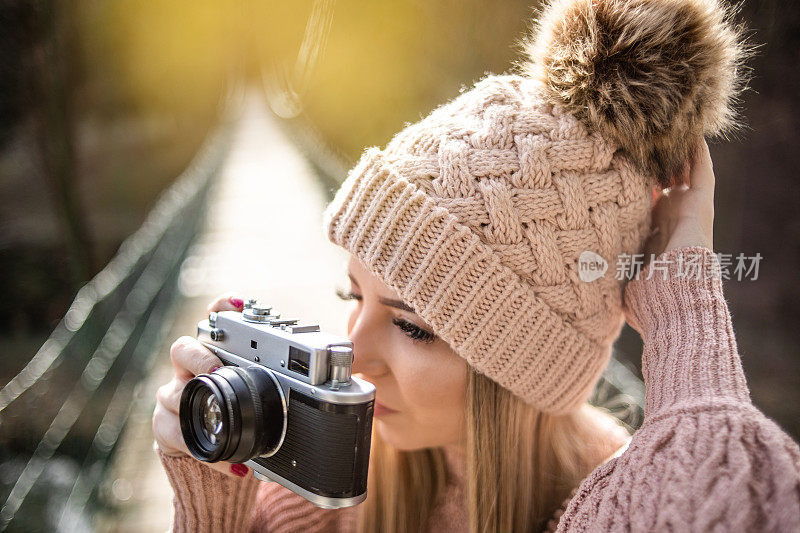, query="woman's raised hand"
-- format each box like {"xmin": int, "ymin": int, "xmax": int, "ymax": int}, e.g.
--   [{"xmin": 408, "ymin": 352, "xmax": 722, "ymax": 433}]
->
[
  {"xmin": 642, "ymin": 137, "xmax": 716, "ymax": 265},
  {"xmin": 152, "ymin": 294, "xmax": 248, "ymax": 477}
]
